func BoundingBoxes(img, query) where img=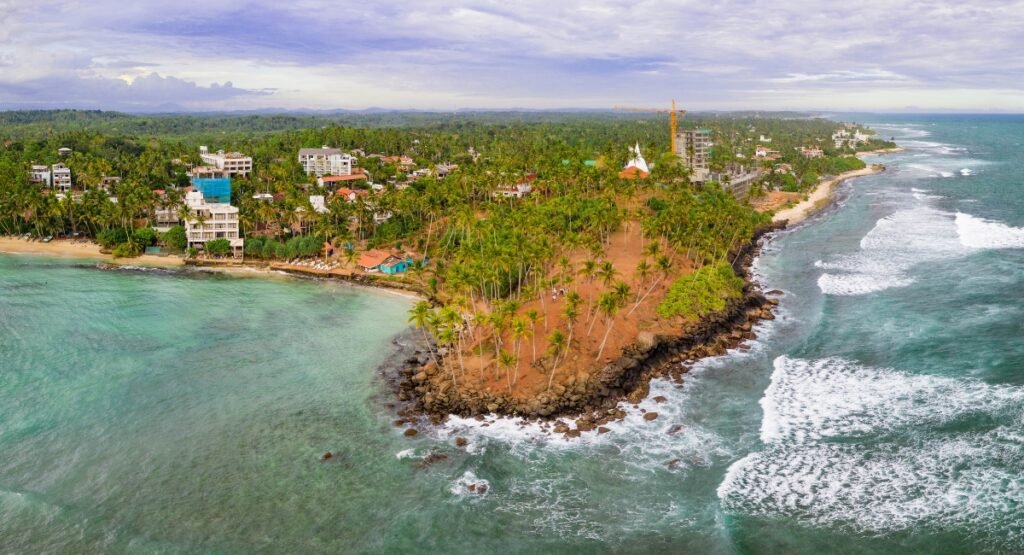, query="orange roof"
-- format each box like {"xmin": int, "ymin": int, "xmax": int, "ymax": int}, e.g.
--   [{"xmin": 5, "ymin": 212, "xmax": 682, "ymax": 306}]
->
[
  {"xmin": 618, "ymin": 167, "xmax": 649, "ymax": 179},
  {"xmin": 357, "ymin": 249, "xmax": 392, "ymax": 269},
  {"xmin": 320, "ymin": 173, "xmax": 368, "ymax": 183}
]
